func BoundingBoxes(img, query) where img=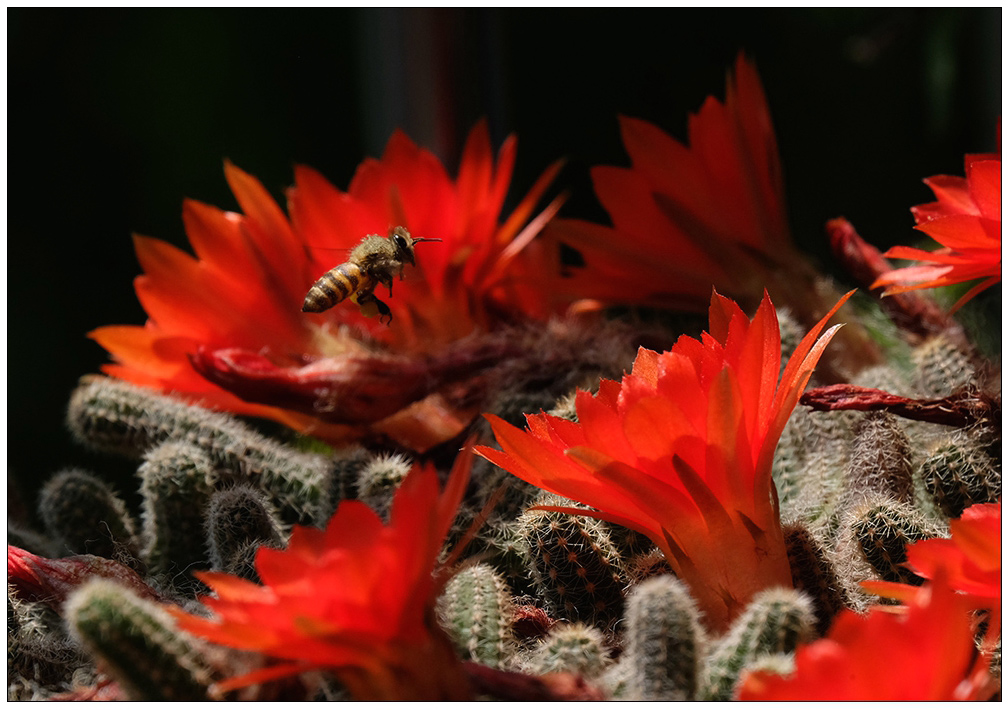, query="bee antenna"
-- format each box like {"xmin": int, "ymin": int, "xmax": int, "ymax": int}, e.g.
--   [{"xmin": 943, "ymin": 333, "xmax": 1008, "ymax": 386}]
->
[{"xmin": 411, "ymin": 237, "xmax": 443, "ymax": 244}]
